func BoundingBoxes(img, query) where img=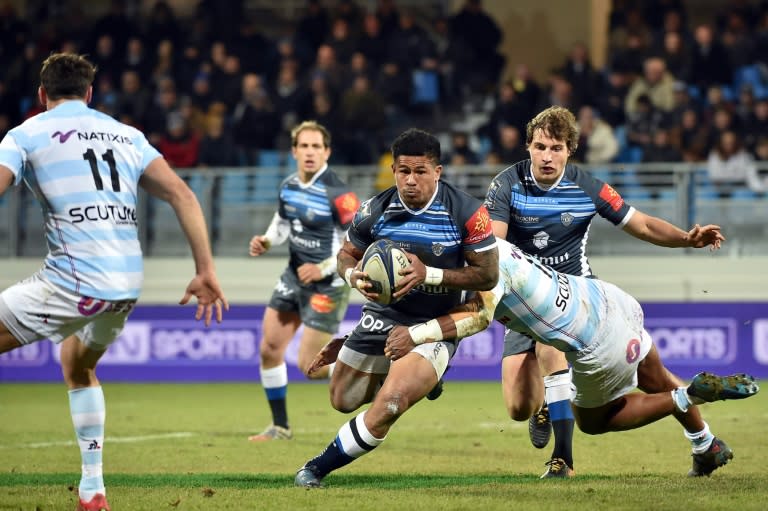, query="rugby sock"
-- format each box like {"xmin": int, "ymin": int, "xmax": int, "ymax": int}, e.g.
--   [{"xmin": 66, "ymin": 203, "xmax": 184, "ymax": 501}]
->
[
  {"xmin": 545, "ymin": 370, "xmax": 575, "ymax": 468},
  {"xmin": 261, "ymin": 363, "xmax": 289, "ymax": 428},
  {"xmin": 671, "ymin": 387, "xmax": 695, "ymax": 413},
  {"xmin": 305, "ymin": 411, "xmax": 385, "ymax": 478},
  {"xmin": 685, "ymin": 422, "xmax": 714, "ymax": 454},
  {"xmin": 68, "ymin": 386, "xmax": 106, "ymax": 501}
]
